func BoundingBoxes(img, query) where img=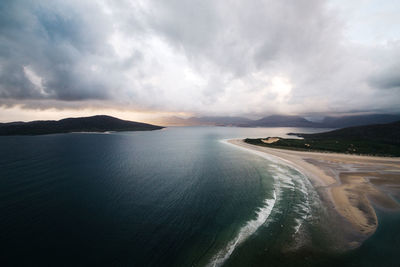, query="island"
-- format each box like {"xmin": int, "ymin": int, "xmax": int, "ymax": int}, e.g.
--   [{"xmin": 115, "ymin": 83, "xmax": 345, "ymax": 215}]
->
[
  {"xmin": 229, "ymin": 120, "xmax": 400, "ymax": 248},
  {"xmin": 0, "ymin": 115, "xmax": 164, "ymax": 136}
]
